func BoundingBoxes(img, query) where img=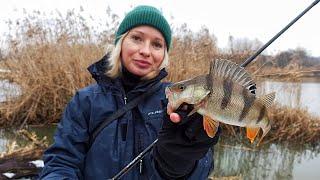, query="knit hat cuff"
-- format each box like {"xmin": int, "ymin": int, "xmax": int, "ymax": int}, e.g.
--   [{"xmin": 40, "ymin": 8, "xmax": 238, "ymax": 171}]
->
[{"xmin": 115, "ymin": 5, "xmax": 171, "ymax": 50}]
